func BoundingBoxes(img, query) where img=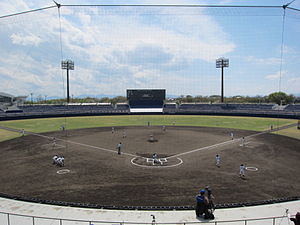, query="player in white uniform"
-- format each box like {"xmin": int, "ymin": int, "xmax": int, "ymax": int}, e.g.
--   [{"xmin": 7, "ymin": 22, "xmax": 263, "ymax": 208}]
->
[
  {"xmin": 60, "ymin": 156, "xmax": 65, "ymax": 167},
  {"xmin": 241, "ymin": 137, "xmax": 245, "ymax": 147},
  {"xmin": 215, "ymin": 154, "xmax": 221, "ymax": 167},
  {"xmin": 21, "ymin": 129, "xmax": 25, "ymax": 136},
  {"xmin": 240, "ymin": 164, "xmax": 246, "ymax": 178},
  {"xmin": 230, "ymin": 132, "xmax": 234, "ymax": 140},
  {"xmin": 57, "ymin": 156, "xmax": 64, "ymax": 167},
  {"xmin": 112, "ymin": 127, "xmax": 115, "ymax": 133},
  {"xmin": 53, "ymin": 155, "xmax": 58, "ymax": 164},
  {"xmin": 122, "ymin": 130, "xmax": 126, "ymax": 138}
]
